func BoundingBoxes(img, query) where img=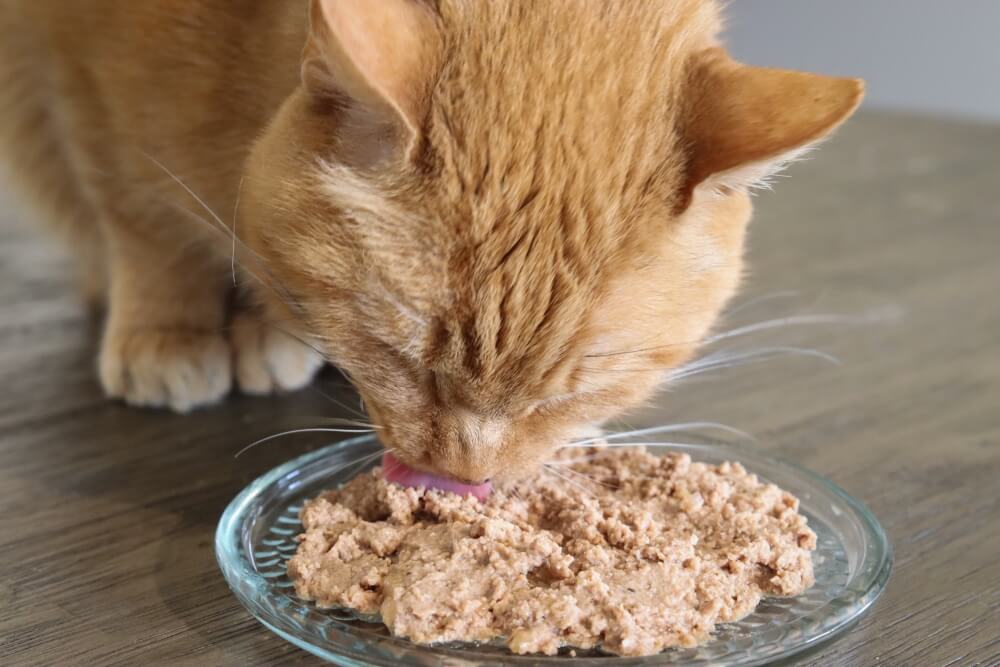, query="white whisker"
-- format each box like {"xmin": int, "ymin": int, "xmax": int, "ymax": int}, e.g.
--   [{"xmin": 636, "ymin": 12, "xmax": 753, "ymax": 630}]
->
[
  {"xmin": 546, "ymin": 456, "xmax": 597, "ymax": 466},
  {"xmin": 668, "ymin": 346, "xmax": 840, "ymax": 383},
  {"xmin": 564, "ymin": 422, "xmax": 753, "ymax": 448},
  {"xmin": 166, "ymin": 199, "xmax": 281, "ymax": 295},
  {"xmin": 142, "ymin": 151, "xmax": 227, "ymax": 227},
  {"xmin": 342, "ymin": 448, "xmax": 393, "ymax": 480},
  {"xmin": 724, "ymin": 290, "xmax": 801, "ymax": 318},
  {"xmin": 561, "ymin": 441, "xmax": 707, "ymax": 451},
  {"xmin": 232, "ymin": 176, "xmax": 244, "ymax": 287},
  {"xmin": 556, "ymin": 466, "xmax": 616, "ymax": 489},
  {"xmin": 234, "ymin": 428, "xmax": 374, "ymax": 459},
  {"xmin": 544, "ymin": 465, "xmax": 597, "ymax": 500},
  {"xmin": 586, "ymin": 301, "xmax": 896, "ymax": 362},
  {"xmin": 288, "ymin": 416, "xmax": 378, "ymax": 429},
  {"xmin": 290, "ymin": 448, "xmax": 388, "ymax": 483},
  {"xmin": 262, "ymin": 322, "xmax": 332, "ymax": 363},
  {"xmin": 705, "ymin": 310, "xmax": 895, "ymax": 346},
  {"xmin": 145, "ymin": 157, "xmax": 305, "ymax": 311},
  {"xmin": 311, "ymin": 385, "xmax": 371, "ymax": 420}
]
